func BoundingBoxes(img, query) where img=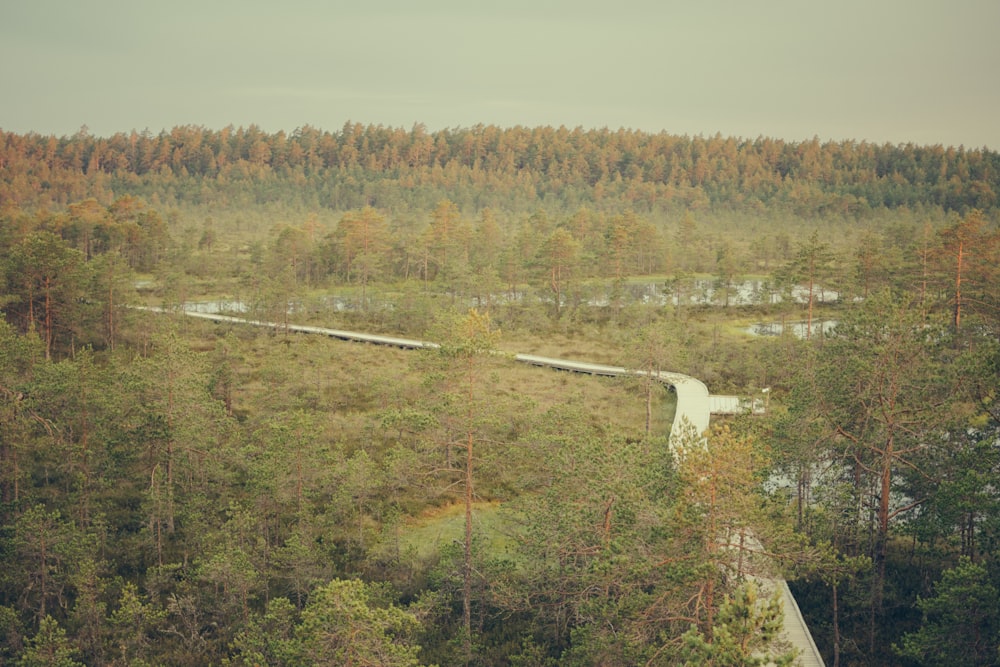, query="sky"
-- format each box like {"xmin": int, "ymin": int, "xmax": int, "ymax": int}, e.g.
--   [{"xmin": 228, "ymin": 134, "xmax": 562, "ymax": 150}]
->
[{"xmin": 2, "ymin": 0, "xmax": 999, "ymax": 149}]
